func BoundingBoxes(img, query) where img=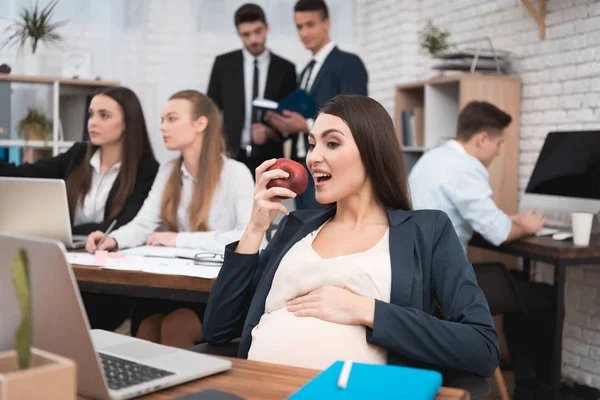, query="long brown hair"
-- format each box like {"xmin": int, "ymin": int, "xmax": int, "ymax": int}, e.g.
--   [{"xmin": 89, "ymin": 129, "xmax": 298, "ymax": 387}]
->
[
  {"xmin": 161, "ymin": 90, "xmax": 225, "ymax": 232},
  {"xmin": 66, "ymin": 86, "xmax": 155, "ymax": 221},
  {"xmin": 319, "ymin": 95, "xmax": 412, "ymax": 210}
]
